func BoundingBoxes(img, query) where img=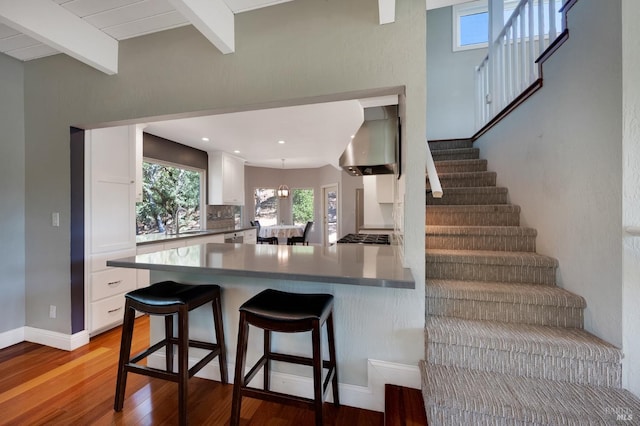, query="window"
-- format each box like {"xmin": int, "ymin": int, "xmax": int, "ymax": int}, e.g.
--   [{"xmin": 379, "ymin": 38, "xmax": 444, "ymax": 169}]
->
[
  {"xmin": 254, "ymin": 188, "xmax": 278, "ymax": 226},
  {"xmin": 136, "ymin": 160, "xmax": 204, "ymax": 235},
  {"xmin": 291, "ymin": 188, "xmax": 314, "ymax": 226},
  {"xmin": 453, "ymin": 0, "xmax": 562, "ymax": 52}
]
